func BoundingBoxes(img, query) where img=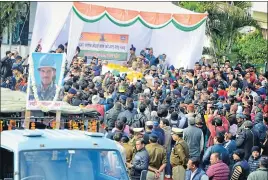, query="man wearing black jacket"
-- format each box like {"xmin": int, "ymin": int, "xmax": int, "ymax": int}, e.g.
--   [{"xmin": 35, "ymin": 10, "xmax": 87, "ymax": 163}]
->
[
  {"xmin": 127, "ymin": 138, "xmax": 149, "ymax": 180},
  {"xmin": 0, "ymin": 51, "xmax": 13, "ymax": 81},
  {"xmin": 236, "ymin": 121, "xmax": 260, "ymax": 160}
]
